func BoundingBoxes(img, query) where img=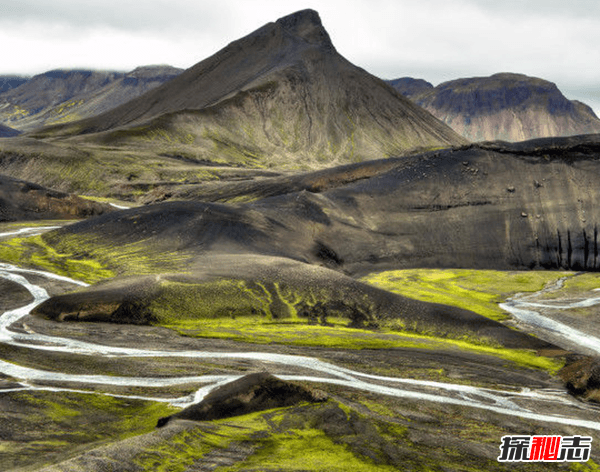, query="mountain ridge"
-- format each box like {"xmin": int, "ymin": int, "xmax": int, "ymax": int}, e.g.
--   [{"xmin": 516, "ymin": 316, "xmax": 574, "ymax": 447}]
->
[
  {"xmin": 30, "ymin": 9, "xmax": 466, "ymax": 169},
  {"xmin": 0, "ymin": 66, "xmax": 183, "ymax": 131},
  {"xmin": 389, "ymin": 72, "xmax": 600, "ymax": 142}
]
